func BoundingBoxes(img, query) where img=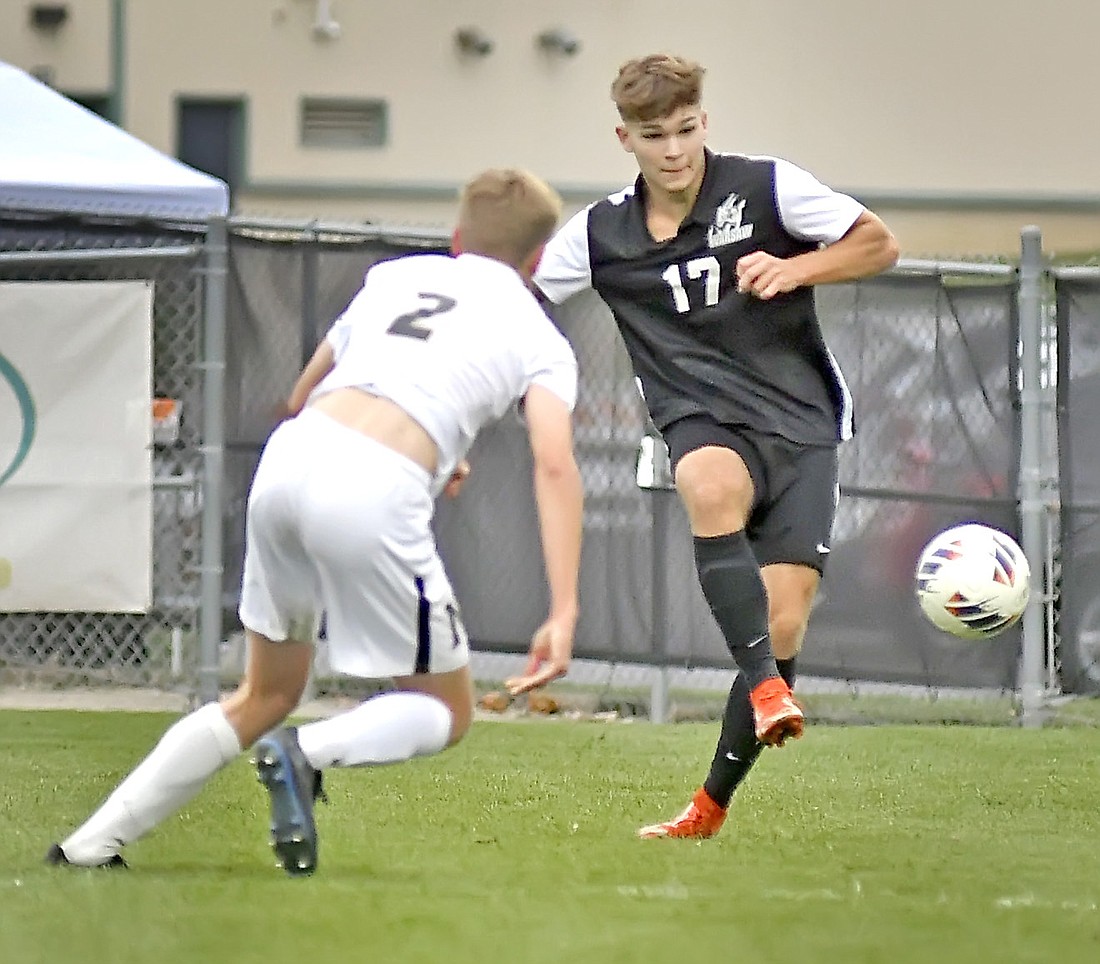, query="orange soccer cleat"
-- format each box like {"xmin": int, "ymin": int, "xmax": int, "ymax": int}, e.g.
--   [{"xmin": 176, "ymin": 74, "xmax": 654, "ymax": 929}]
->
[
  {"xmin": 637, "ymin": 787, "xmax": 728, "ymax": 840},
  {"xmin": 750, "ymin": 676, "xmax": 804, "ymax": 746}
]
